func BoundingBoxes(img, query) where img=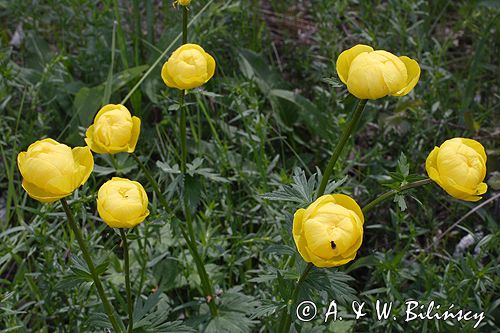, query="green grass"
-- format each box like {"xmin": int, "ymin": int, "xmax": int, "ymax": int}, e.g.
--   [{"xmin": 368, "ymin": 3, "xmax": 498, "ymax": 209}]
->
[{"xmin": 0, "ymin": 0, "xmax": 499, "ymax": 332}]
